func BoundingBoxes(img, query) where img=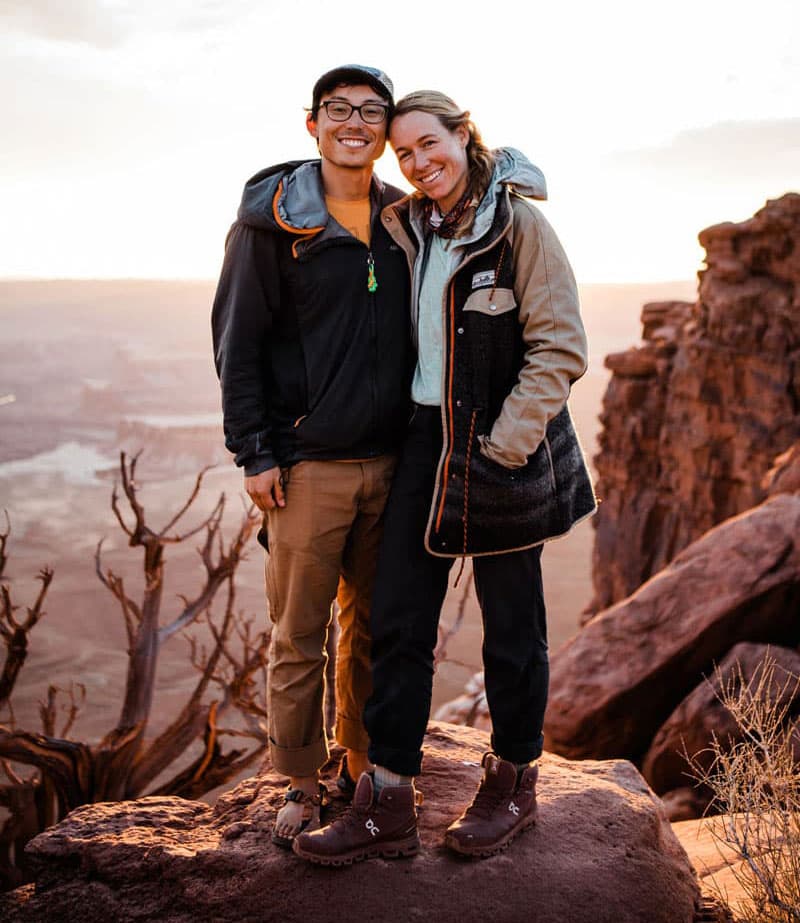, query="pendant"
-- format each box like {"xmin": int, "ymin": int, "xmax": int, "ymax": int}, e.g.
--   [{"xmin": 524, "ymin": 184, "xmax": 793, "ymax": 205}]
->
[{"xmin": 367, "ymin": 253, "xmax": 378, "ymax": 293}]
